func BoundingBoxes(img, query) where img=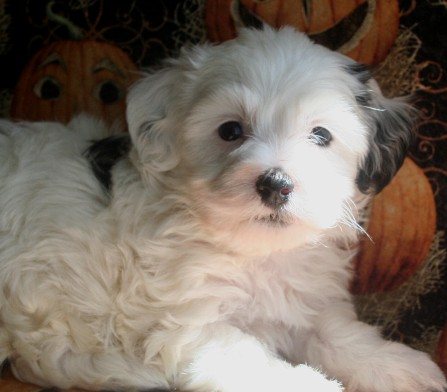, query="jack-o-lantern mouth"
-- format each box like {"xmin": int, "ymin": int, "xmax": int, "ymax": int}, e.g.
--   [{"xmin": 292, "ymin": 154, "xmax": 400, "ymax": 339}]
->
[
  {"xmin": 231, "ymin": 0, "xmax": 372, "ymax": 52},
  {"xmin": 206, "ymin": 0, "xmax": 399, "ymax": 64}
]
